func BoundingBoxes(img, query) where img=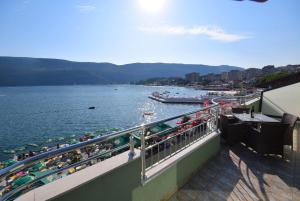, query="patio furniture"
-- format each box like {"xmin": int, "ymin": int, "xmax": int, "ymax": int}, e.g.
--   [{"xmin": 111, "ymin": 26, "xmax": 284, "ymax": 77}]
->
[
  {"xmin": 232, "ymin": 113, "xmax": 279, "ymax": 123},
  {"xmin": 248, "ymin": 122, "xmax": 289, "ymax": 156},
  {"xmin": 232, "ymin": 113, "xmax": 280, "ymax": 147},
  {"xmin": 220, "ymin": 115, "xmax": 248, "ymax": 145},
  {"xmin": 232, "ymin": 107, "xmax": 250, "ymax": 114},
  {"xmin": 281, "ymin": 113, "xmax": 298, "ymax": 147}
]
